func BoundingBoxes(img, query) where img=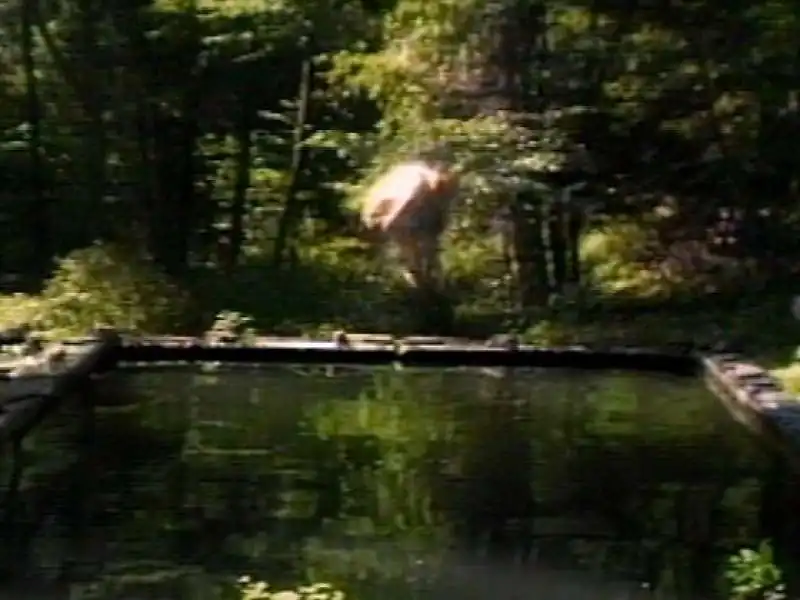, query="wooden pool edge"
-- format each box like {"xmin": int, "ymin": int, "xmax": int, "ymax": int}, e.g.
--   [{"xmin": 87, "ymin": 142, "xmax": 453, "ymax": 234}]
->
[
  {"xmin": 0, "ymin": 331, "xmax": 119, "ymax": 443},
  {"xmin": 4, "ymin": 328, "xmax": 704, "ymax": 373},
  {"xmin": 701, "ymin": 353, "xmax": 800, "ymax": 457},
  {"xmin": 3, "ymin": 325, "xmax": 800, "ymax": 458}
]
